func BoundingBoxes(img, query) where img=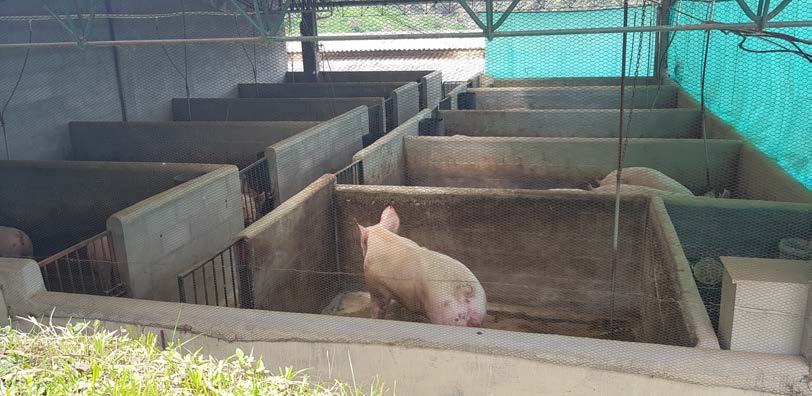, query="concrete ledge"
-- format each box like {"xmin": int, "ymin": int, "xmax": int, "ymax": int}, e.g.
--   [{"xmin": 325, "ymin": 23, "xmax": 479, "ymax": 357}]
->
[
  {"xmin": 422, "ymin": 70, "xmax": 443, "ymax": 110},
  {"xmin": 0, "ymin": 257, "xmax": 806, "ymax": 395},
  {"xmin": 441, "ymin": 109, "xmax": 704, "ymax": 138},
  {"xmin": 469, "ymin": 85, "xmax": 678, "ymax": 110}
]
